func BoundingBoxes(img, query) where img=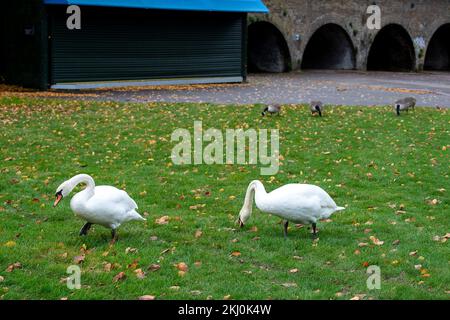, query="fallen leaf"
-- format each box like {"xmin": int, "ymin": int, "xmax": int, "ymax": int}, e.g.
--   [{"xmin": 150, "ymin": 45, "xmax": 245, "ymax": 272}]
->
[
  {"xmin": 104, "ymin": 263, "xmax": 113, "ymax": 272},
  {"xmin": 362, "ymin": 261, "xmax": 369, "ymax": 267},
  {"xmin": 231, "ymin": 251, "xmax": 241, "ymax": 257},
  {"xmin": 195, "ymin": 230, "xmax": 203, "ymax": 238},
  {"xmin": 148, "ymin": 264, "xmax": 161, "ymax": 272},
  {"xmin": 170, "ymin": 286, "xmax": 180, "ymax": 290},
  {"xmin": 223, "ymin": 295, "xmax": 232, "ymax": 300},
  {"xmin": 73, "ymin": 255, "xmax": 85, "ymax": 264},
  {"xmin": 0, "ymin": 276, "xmax": 4, "ymax": 282},
  {"xmin": 155, "ymin": 216, "xmax": 170, "ymax": 225},
  {"xmin": 139, "ymin": 295, "xmax": 156, "ymax": 300},
  {"xmin": 369, "ymin": 236, "xmax": 384, "ymax": 246},
  {"xmin": 358, "ymin": 242, "xmax": 369, "ymax": 247},
  {"xmin": 289, "ymin": 268, "xmax": 299, "ymax": 273},
  {"xmin": 125, "ymin": 247, "xmax": 138, "ymax": 254},
  {"xmin": 4, "ymin": 241, "xmax": 16, "ymax": 247},
  {"xmin": 6, "ymin": 262, "xmax": 22, "ymax": 272},
  {"xmin": 112, "ymin": 272, "xmax": 126, "ymax": 283},
  {"xmin": 134, "ymin": 268, "xmax": 146, "ymax": 279},
  {"xmin": 175, "ymin": 262, "xmax": 188, "ymax": 272}
]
